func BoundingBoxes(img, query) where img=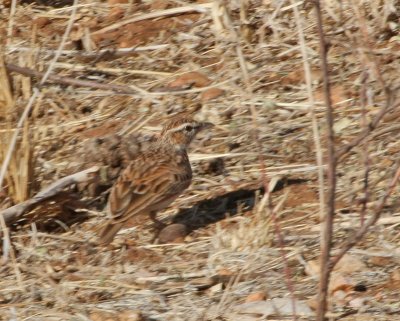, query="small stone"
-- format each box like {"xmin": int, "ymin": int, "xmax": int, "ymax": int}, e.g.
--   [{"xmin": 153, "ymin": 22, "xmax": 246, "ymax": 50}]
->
[{"xmin": 158, "ymin": 224, "xmax": 188, "ymax": 243}]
